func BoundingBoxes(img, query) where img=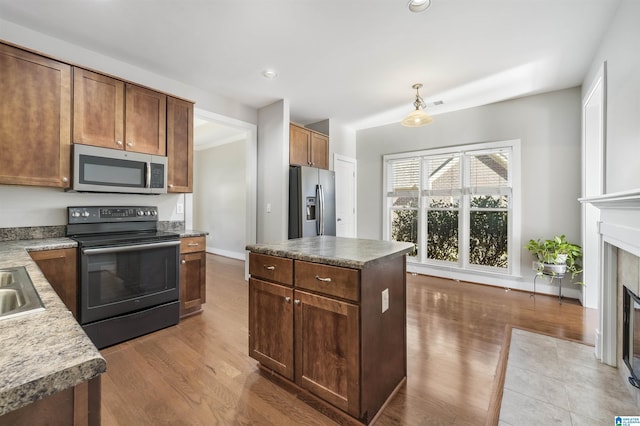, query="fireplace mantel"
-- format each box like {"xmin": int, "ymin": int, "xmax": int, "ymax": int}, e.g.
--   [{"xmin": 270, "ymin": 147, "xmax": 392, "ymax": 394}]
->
[{"xmin": 579, "ymin": 189, "xmax": 640, "ymax": 209}]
